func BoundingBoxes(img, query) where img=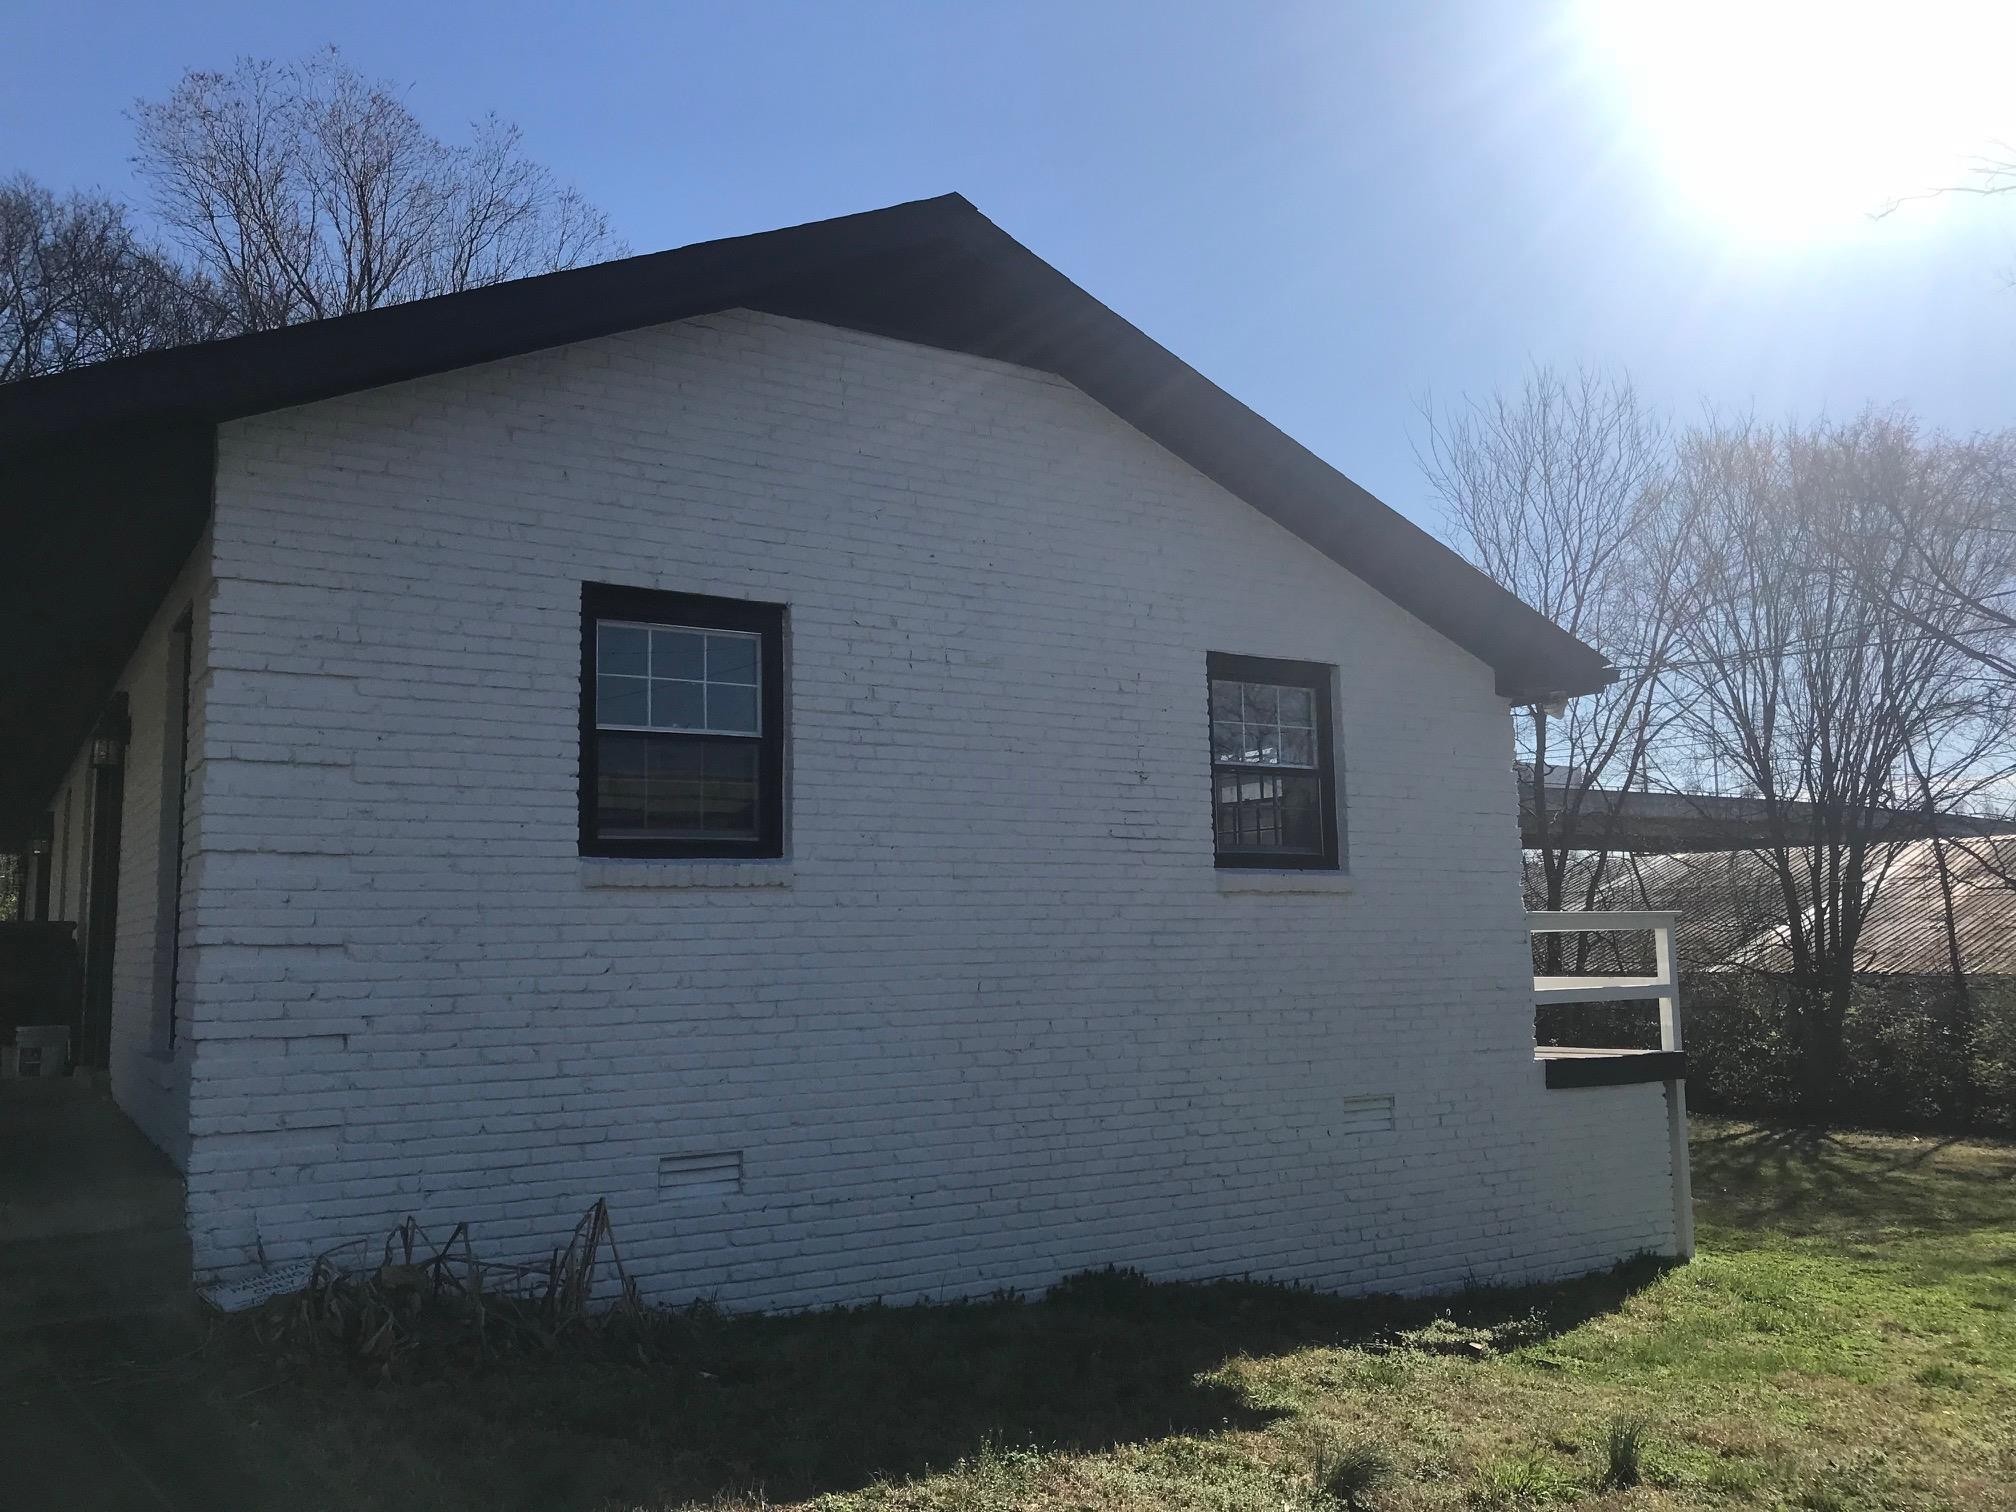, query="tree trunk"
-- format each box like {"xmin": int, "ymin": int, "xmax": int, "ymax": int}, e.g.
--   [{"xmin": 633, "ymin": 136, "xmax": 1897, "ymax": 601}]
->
[
  {"xmin": 1792, "ymin": 982, "xmax": 1849, "ymax": 1118},
  {"xmin": 1927, "ymin": 830, "xmax": 1977, "ymax": 1128}
]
